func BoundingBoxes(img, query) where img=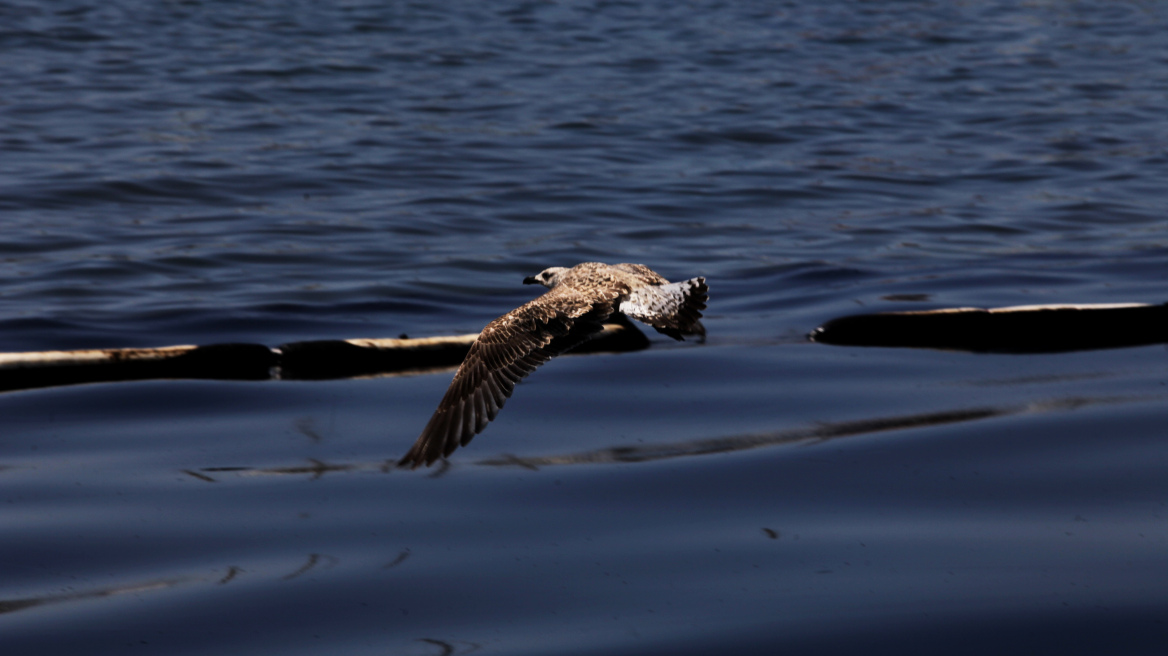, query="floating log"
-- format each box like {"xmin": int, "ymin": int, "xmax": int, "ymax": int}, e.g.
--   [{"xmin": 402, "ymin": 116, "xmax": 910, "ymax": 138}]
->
[
  {"xmin": 278, "ymin": 320, "xmax": 650, "ymax": 380},
  {"xmin": 0, "ymin": 321, "xmax": 651, "ymax": 393},
  {"xmin": 810, "ymin": 302, "xmax": 1168, "ymax": 353},
  {"xmin": 0, "ymin": 343, "xmax": 277, "ymax": 393},
  {"xmin": 278, "ymin": 334, "xmax": 478, "ymax": 380}
]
